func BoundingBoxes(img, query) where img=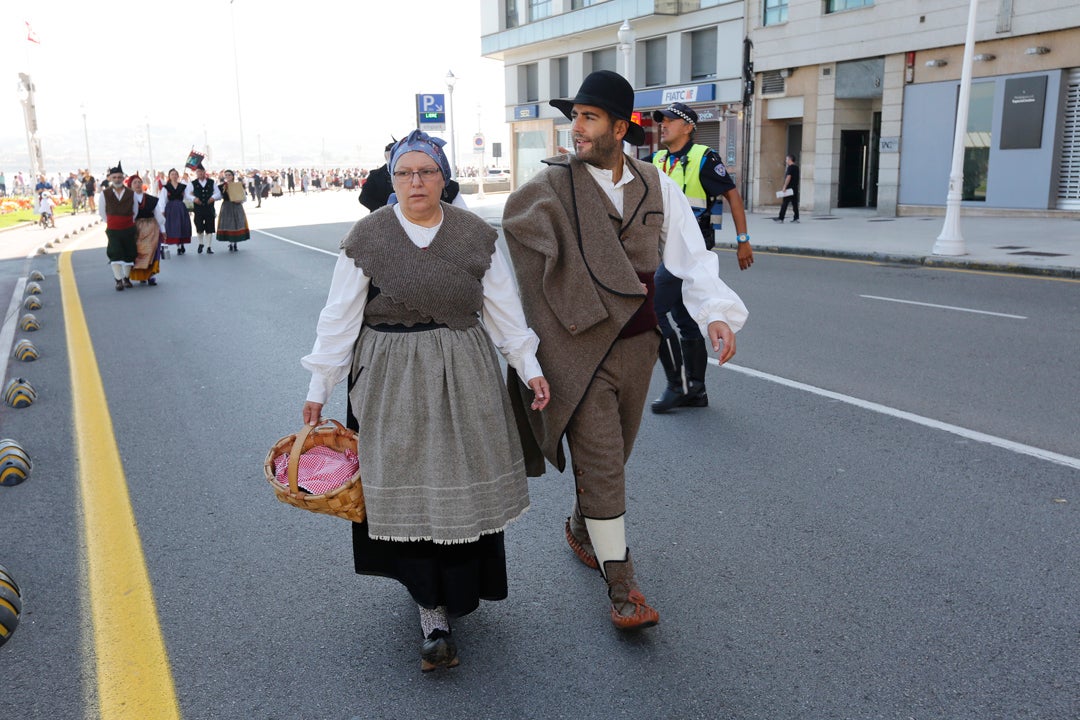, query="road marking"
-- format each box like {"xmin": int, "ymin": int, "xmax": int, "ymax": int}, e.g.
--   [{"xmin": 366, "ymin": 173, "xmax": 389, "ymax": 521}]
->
[
  {"xmin": 858, "ymin": 294, "xmax": 1028, "ymax": 319},
  {"xmin": 59, "ymin": 251, "xmax": 181, "ymax": 719},
  {"xmin": 713, "ymin": 360, "xmax": 1080, "ymax": 471},
  {"xmin": 253, "ymin": 228, "xmax": 338, "ymax": 256},
  {"xmin": 0, "ymin": 277, "xmax": 28, "ymax": 391}
]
